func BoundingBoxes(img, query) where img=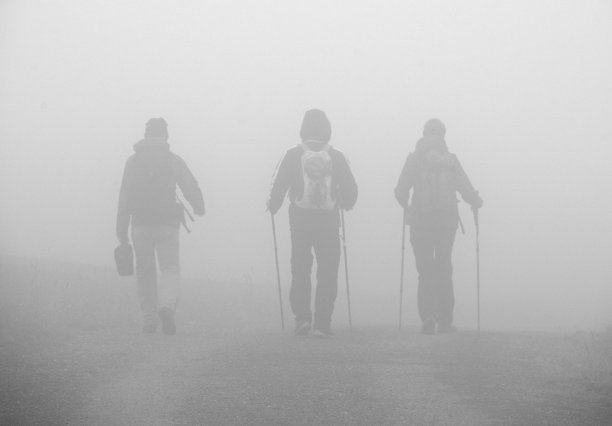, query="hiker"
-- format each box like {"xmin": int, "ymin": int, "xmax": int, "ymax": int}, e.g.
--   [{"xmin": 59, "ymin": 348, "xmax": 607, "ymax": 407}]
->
[
  {"xmin": 268, "ymin": 109, "xmax": 358, "ymax": 337},
  {"xmin": 116, "ymin": 118, "xmax": 205, "ymax": 335},
  {"xmin": 395, "ymin": 118, "xmax": 482, "ymax": 334}
]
